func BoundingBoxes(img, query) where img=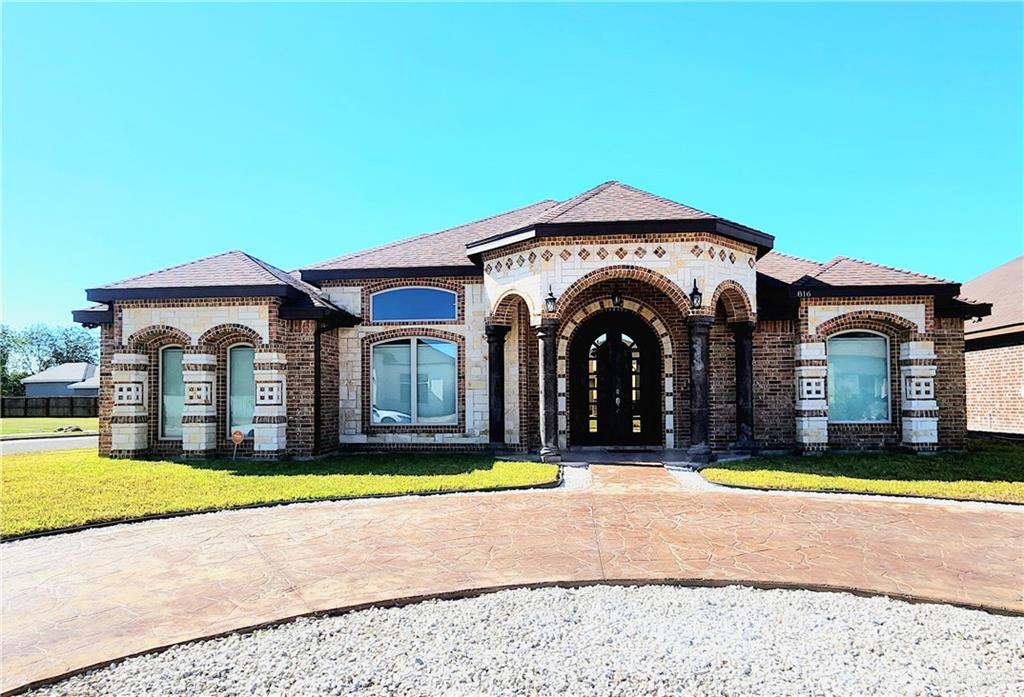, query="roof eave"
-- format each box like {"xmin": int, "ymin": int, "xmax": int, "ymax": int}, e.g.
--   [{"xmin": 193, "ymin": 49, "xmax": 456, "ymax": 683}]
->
[
  {"xmin": 789, "ymin": 277, "xmax": 962, "ymax": 299},
  {"xmin": 299, "ymin": 265, "xmax": 483, "ymax": 282},
  {"xmin": 72, "ymin": 306, "xmax": 114, "ymax": 327},
  {"xmin": 466, "ymin": 218, "xmax": 775, "ymax": 259},
  {"xmin": 86, "ymin": 284, "xmax": 298, "ymax": 303}
]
